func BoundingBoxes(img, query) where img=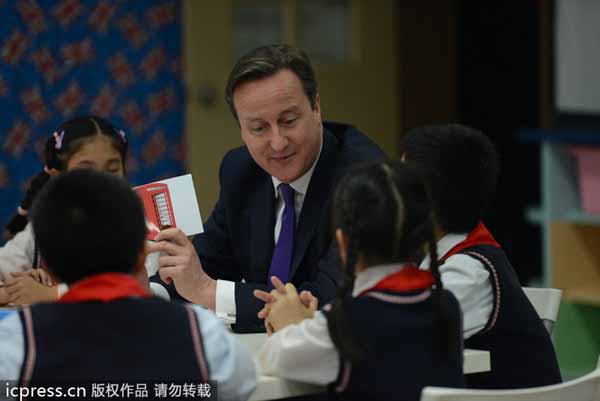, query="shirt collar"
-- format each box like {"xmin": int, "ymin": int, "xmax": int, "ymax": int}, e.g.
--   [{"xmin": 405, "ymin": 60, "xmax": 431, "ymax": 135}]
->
[
  {"xmin": 420, "ymin": 232, "xmax": 468, "ymax": 267},
  {"xmin": 272, "ymin": 137, "xmax": 323, "ymax": 198},
  {"xmin": 352, "ymin": 263, "xmax": 410, "ymax": 297}
]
